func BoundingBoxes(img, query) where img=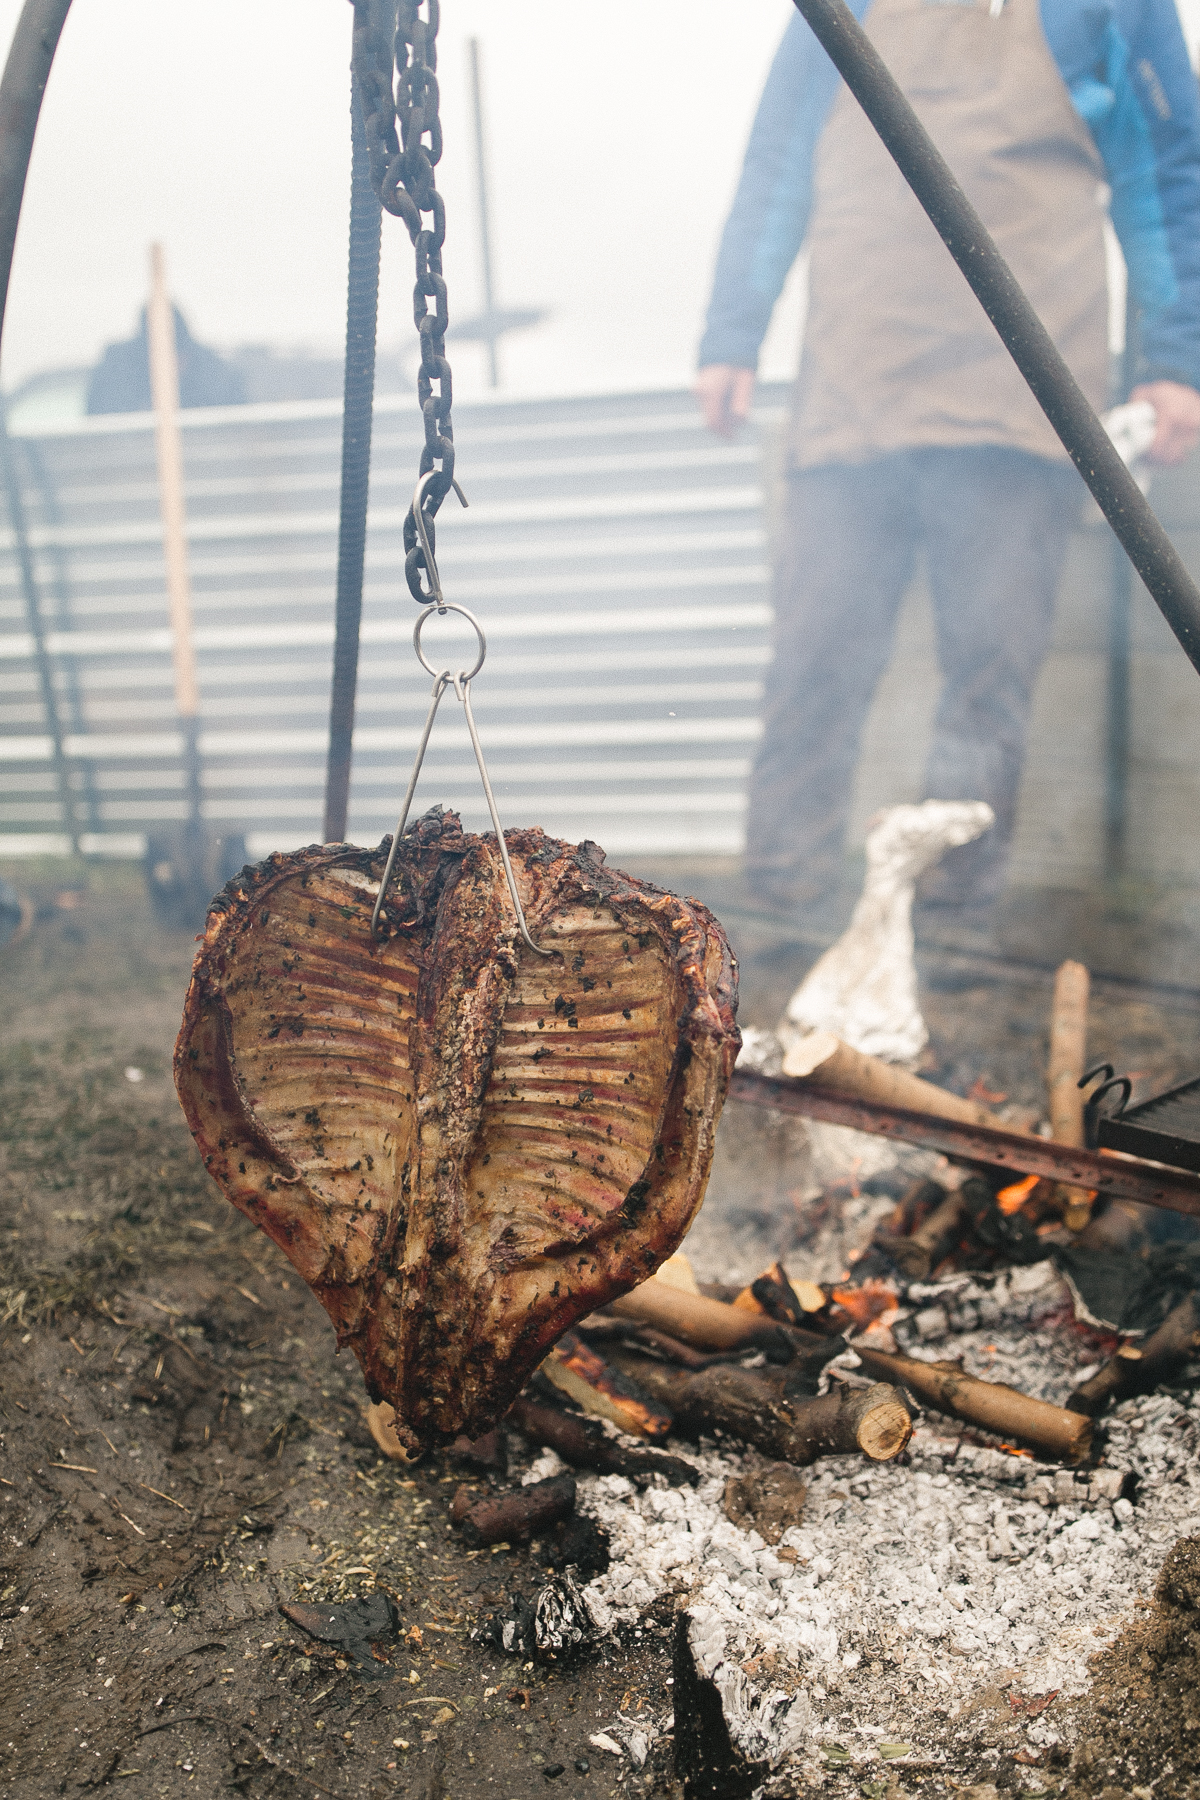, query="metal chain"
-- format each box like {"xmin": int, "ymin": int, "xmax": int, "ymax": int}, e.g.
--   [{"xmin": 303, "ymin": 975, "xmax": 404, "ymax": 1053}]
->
[
  {"xmin": 347, "ymin": 13, "xmax": 551, "ymax": 956},
  {"xmin": 351, "ymin": 0, "xmax": 456, "ymax": 604}
]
